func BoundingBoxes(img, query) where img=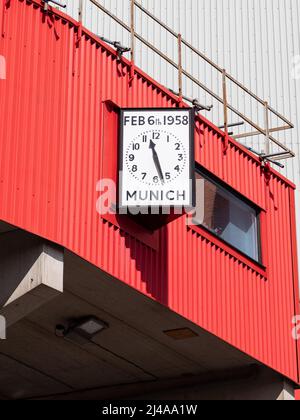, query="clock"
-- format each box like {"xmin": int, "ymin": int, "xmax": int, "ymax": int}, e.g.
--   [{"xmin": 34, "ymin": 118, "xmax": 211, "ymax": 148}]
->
[
  {"xmin": 125, "ymin": 130, "xmax": 187, "ymax": 186},
  {"xmin": 119, "ymin": 108, "xmax": 195, "ymax": 212}
]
